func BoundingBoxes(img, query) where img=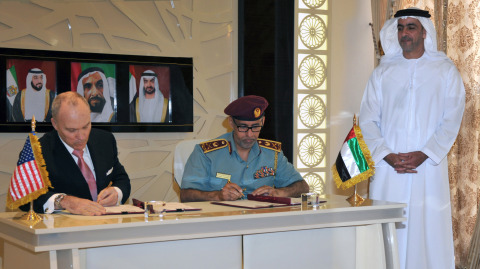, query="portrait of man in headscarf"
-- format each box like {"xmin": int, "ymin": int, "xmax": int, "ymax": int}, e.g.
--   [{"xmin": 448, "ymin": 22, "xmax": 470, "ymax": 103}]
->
[
  {"xmin": 74, "ymin": 66, "xmax": 116, "ymax": 123},
  {"xmin": 6, "ymin": 59, "xmax": 56, "ymax": 122},
  {"xmin": 129, "ymin": 66, "xmax": 171, "ymax": 123}
]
